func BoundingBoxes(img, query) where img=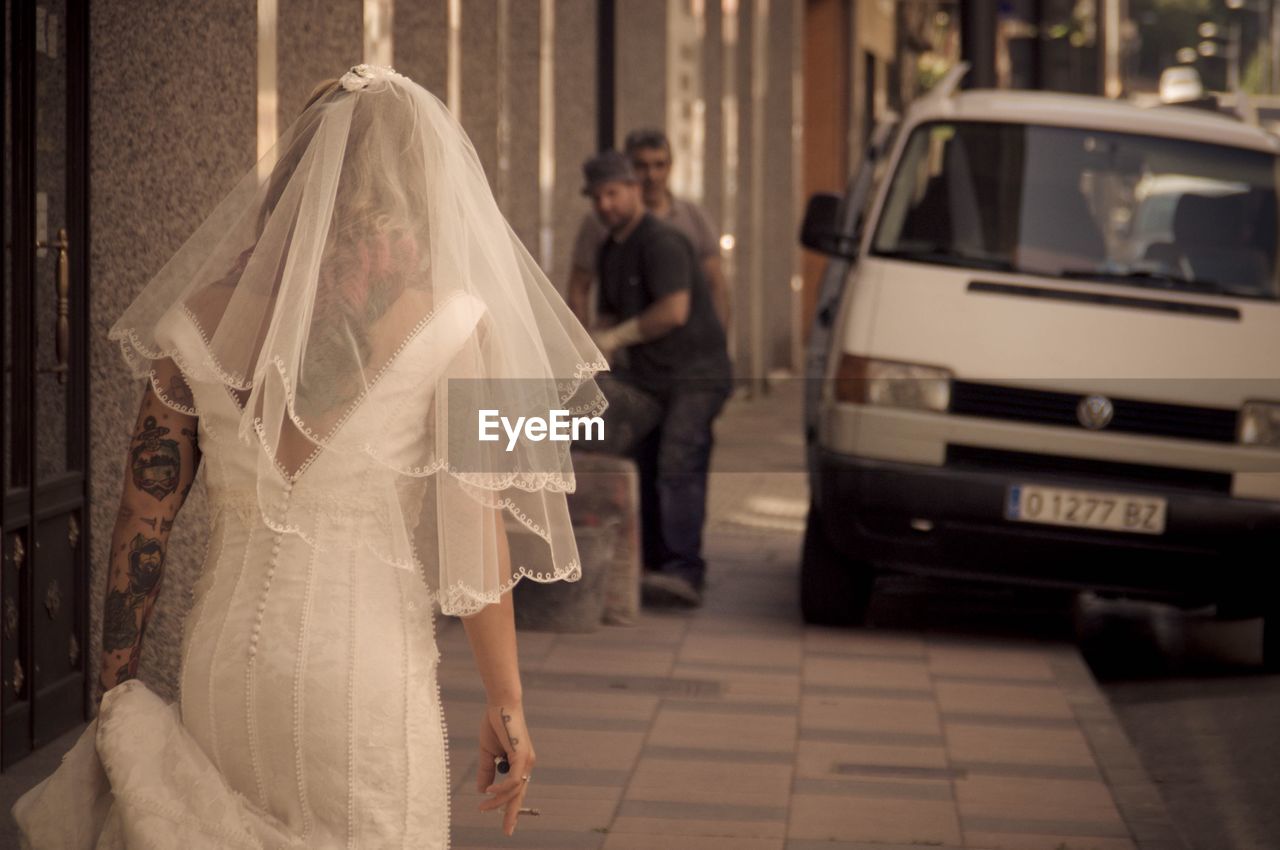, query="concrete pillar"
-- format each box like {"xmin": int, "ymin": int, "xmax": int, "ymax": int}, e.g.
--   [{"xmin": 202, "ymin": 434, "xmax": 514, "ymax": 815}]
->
[
  {"xmin": 89, "ymin": 1, "xmax": 256, "ymax": 701},
  {"xmin": 277, "ymin": 0, "xmax": 363, "ymax": 127},
  {"xmin": 734, "ymin": 0, "xmax": 763, "ymax": 386},
  {"xmin": 503, "ymin": 0, "xmax": 544, "ymax": 256},
  {"xmin": 461, "ymin": 0, "xmax": 501, "ymax": 187},
  {"xmin": 702, "ymin": 0, "xmax": 725, "ymax": 234},
  {"xmin": 615, "ymin": 0, "xmax": 668, "ymax": 144},
  {"xmin": 395, "ymin": 0, "xmax": 449, "ymax": 98},
  {"xmin": 551, "ymin": 0, "xmax": 598, "ymax": 296},
  {"xmin": 763, "ymin": 0, "xmax": 799, "ymax": 373}
]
